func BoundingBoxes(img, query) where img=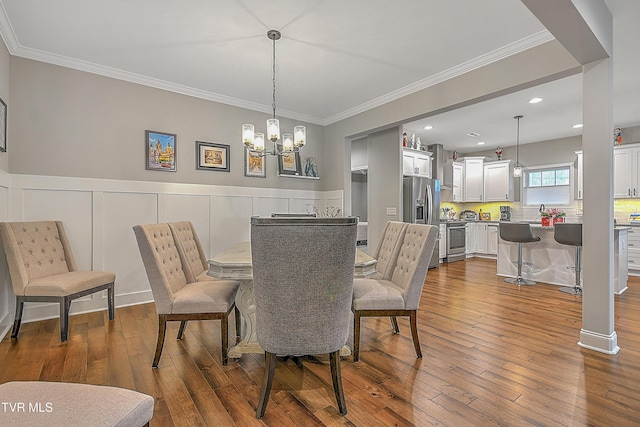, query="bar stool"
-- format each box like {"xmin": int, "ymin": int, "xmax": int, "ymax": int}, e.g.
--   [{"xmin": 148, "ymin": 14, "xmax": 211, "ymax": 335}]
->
[
  {"xmin": 499, "ymin": 223, "xmax": 541, "ymax": 286},
  {"xmin": 553, "ymin": 223, "xmax": 582, "ymax": 295}
]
